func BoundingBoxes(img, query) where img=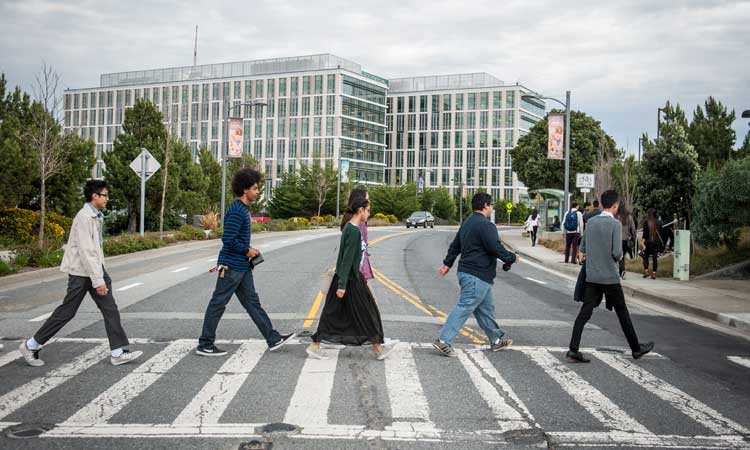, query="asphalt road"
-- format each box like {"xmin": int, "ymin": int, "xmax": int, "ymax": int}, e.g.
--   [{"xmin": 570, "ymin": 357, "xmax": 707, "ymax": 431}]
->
[{"xmin": 1, "ymin": 226, "xmax": 749, "ymax": 450}]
